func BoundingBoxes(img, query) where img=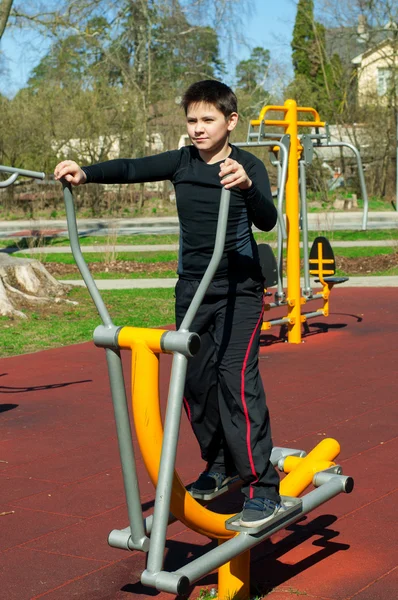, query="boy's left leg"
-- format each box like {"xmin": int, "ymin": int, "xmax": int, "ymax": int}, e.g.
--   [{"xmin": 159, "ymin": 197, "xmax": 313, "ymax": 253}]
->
[{"xmin": 214, "ymin": 278, "xmax": 281, "ymax": 522}]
